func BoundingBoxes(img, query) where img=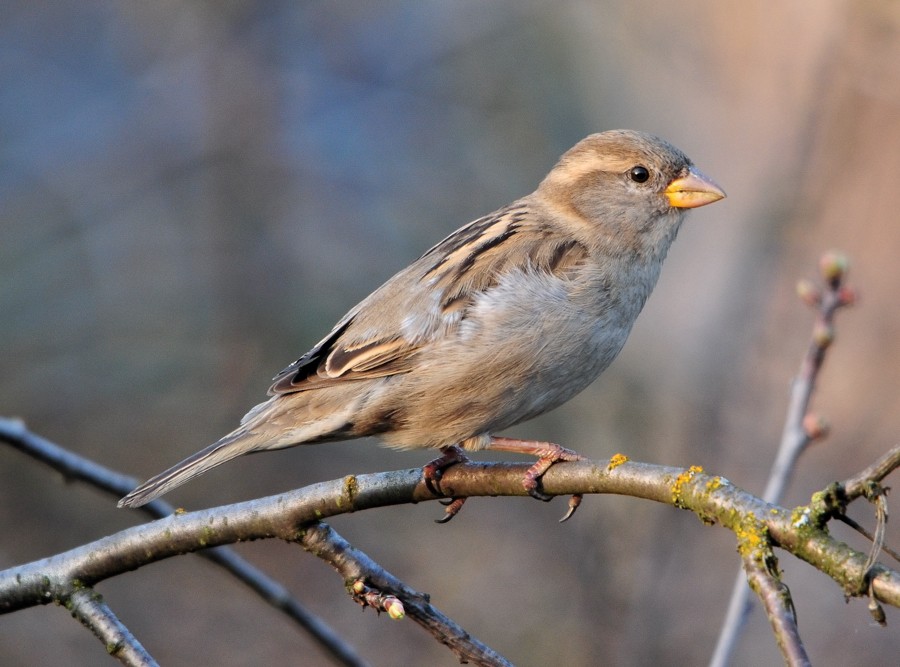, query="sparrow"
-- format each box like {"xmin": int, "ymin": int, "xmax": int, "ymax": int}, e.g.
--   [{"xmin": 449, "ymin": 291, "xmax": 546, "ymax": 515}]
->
[{"xmin": 118, "ymin": 130, "xmax": 725, "ymax": 520}]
